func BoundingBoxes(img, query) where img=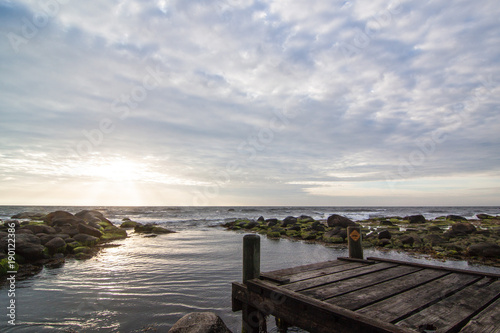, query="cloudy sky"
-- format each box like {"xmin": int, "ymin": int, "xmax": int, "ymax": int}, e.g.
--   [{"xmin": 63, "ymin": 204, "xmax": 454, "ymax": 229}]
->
[{"xmin": 1, "ymin": 0, "xmax": 499, "ymax": 206}]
